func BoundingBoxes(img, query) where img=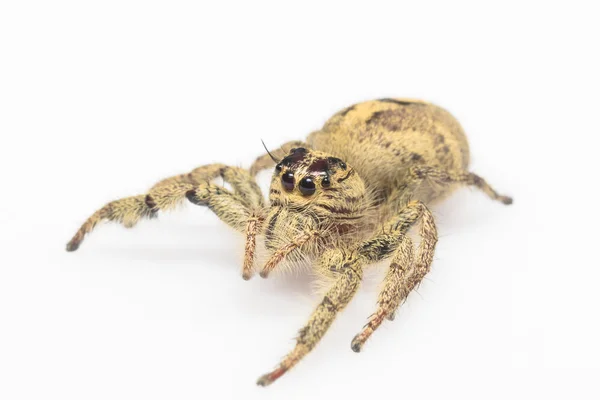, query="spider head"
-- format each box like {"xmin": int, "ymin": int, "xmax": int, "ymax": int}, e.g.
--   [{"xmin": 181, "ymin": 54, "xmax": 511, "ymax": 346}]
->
[{"xmin": 269, "ymin": 147, "xmax": 367, "ymax": 216}]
